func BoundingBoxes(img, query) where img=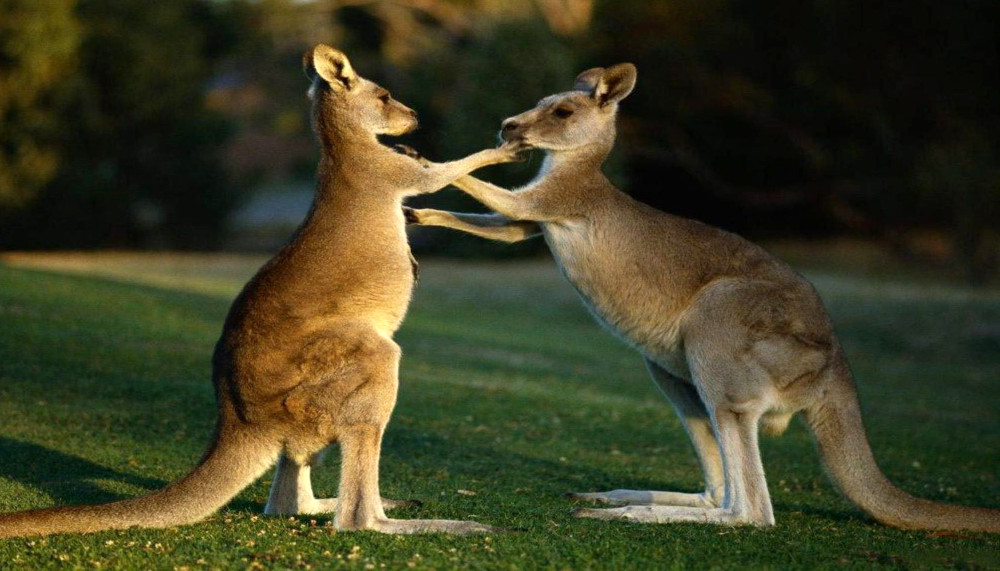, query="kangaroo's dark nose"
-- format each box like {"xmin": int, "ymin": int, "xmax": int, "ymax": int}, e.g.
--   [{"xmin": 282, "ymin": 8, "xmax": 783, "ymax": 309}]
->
[{"xmin": 500, "ymin": 119, "xmax": 520, "ymax": 142}]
